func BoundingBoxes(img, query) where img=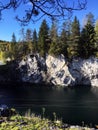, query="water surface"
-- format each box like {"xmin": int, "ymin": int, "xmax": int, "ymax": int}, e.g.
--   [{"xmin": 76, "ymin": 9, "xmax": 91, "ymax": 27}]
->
[{"xmin": 0, "ymin": 84, "xmax": 98, "ymax": 126}]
